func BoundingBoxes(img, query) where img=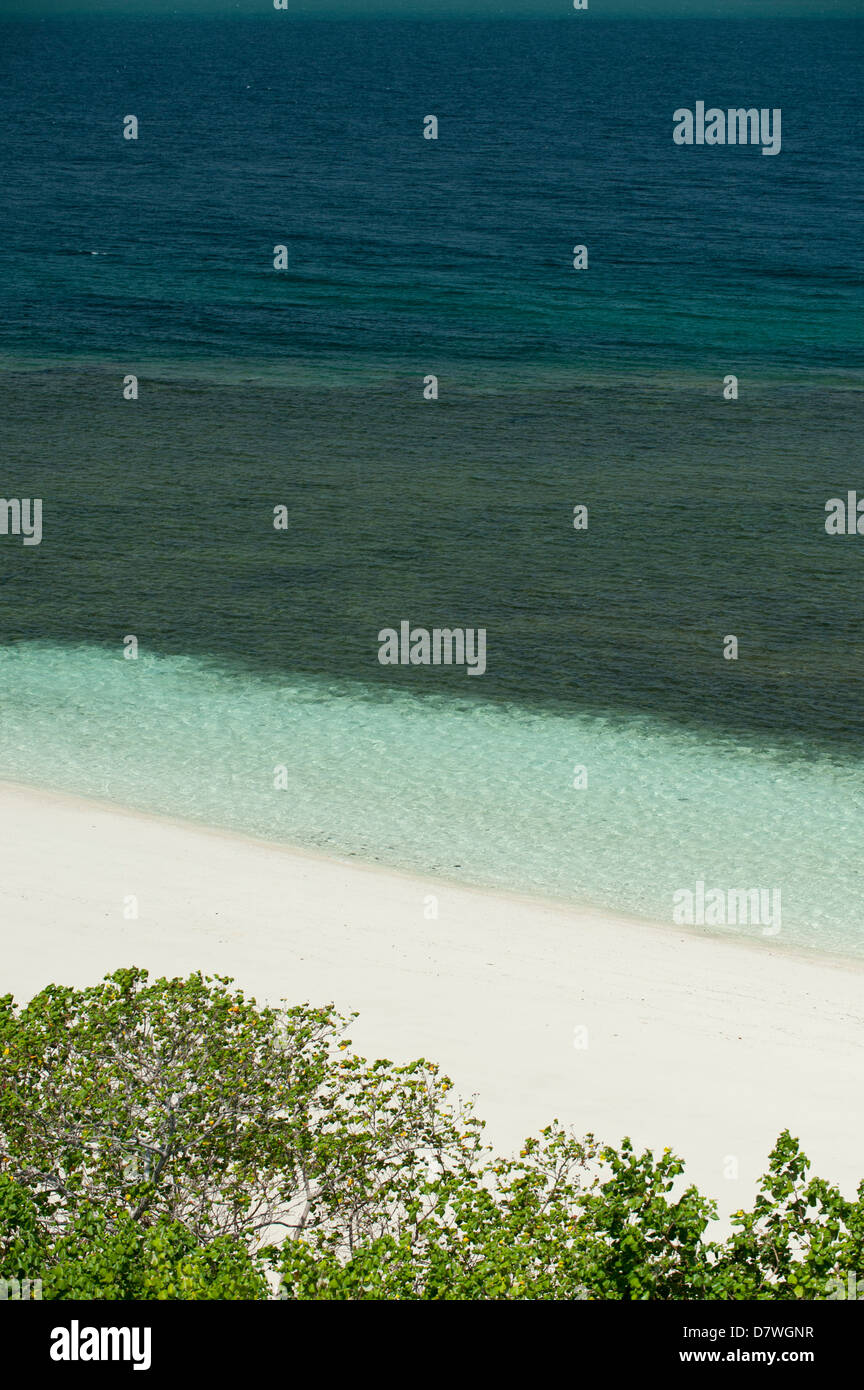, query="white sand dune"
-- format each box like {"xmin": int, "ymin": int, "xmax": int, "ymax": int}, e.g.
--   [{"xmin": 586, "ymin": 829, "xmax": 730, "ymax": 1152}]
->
[{"xmin": 2, "ymin": 778, "xmax": 863, "ymax": 1220}]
